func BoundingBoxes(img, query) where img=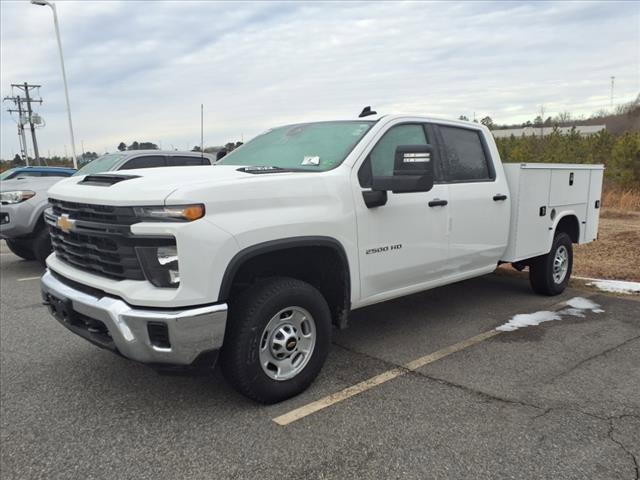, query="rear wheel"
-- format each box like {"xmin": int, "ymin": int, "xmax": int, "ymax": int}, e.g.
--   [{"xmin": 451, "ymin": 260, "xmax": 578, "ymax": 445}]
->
[
  {"xmin": 529, "ymin": 232, "xmax": 573, "ymax": 296},
  {"xmin": 221, "ymin": 277, "xmax": 331, "ymax": 404},
  {"xmin": 5, "ymin": 239, "xmax": 35, "ymax": 260}
]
